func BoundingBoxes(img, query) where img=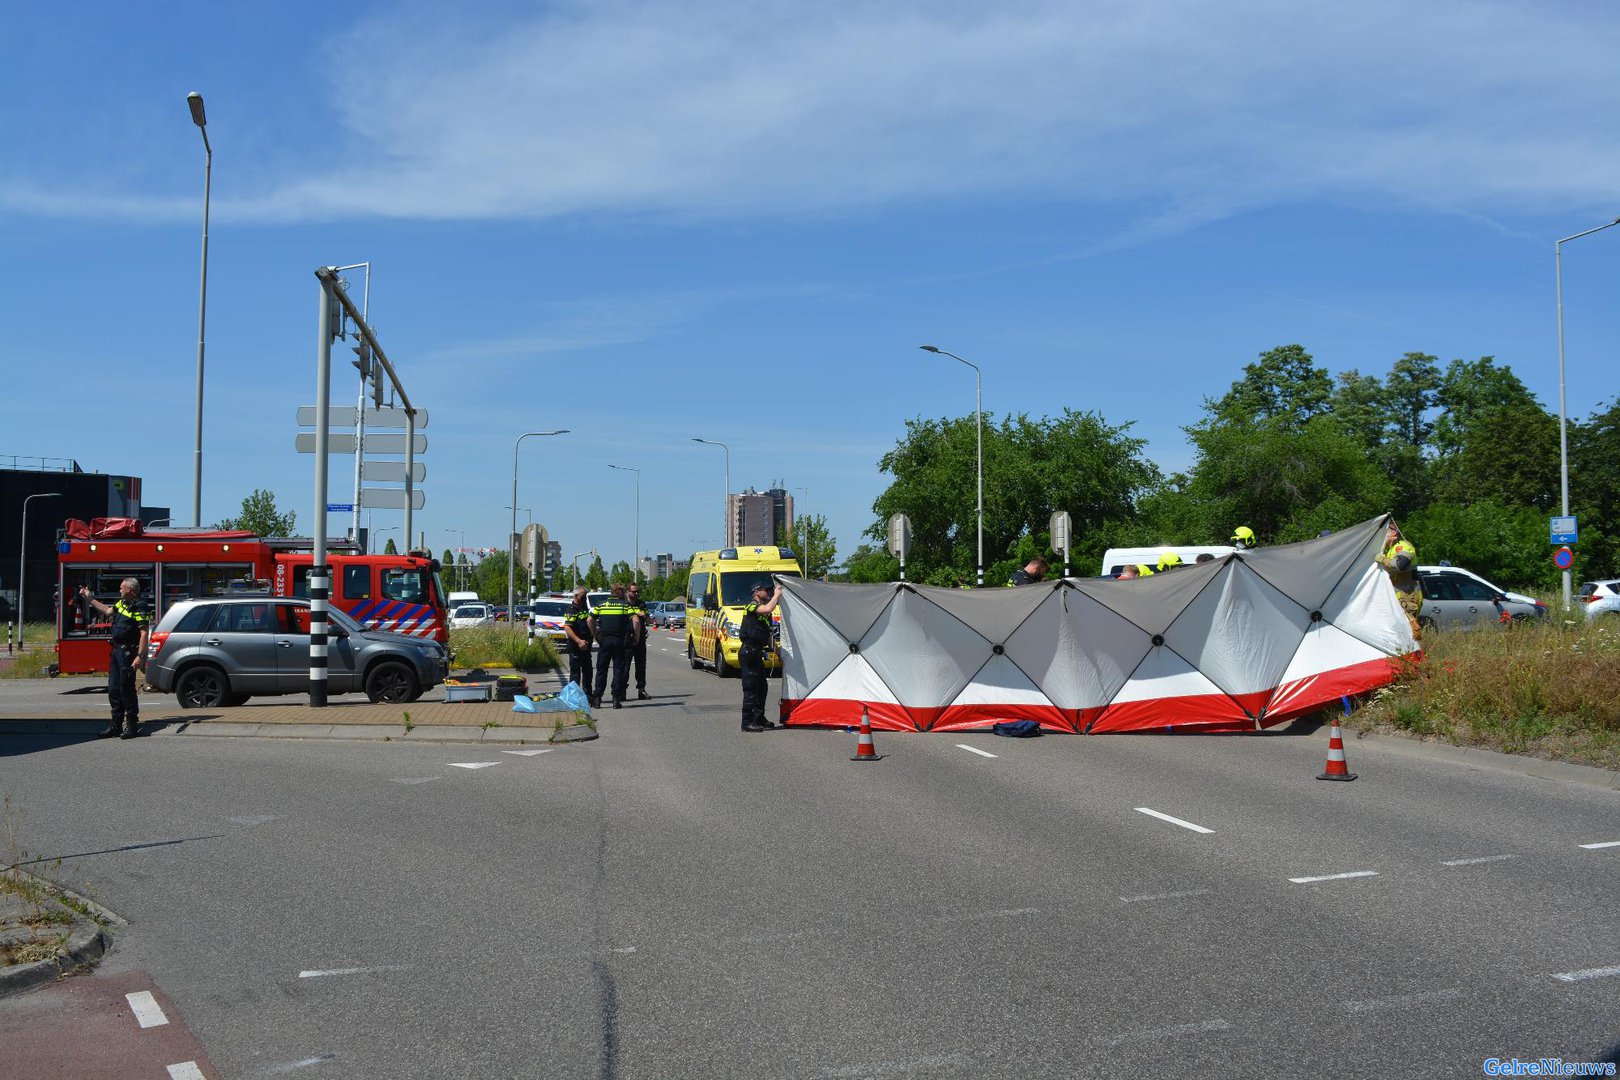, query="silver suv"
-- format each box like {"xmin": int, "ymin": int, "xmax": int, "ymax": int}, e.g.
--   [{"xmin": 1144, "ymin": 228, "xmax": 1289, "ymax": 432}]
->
[{"xmin": 147, "ymin": 597, "xmax": 448, "ymax": 708}]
